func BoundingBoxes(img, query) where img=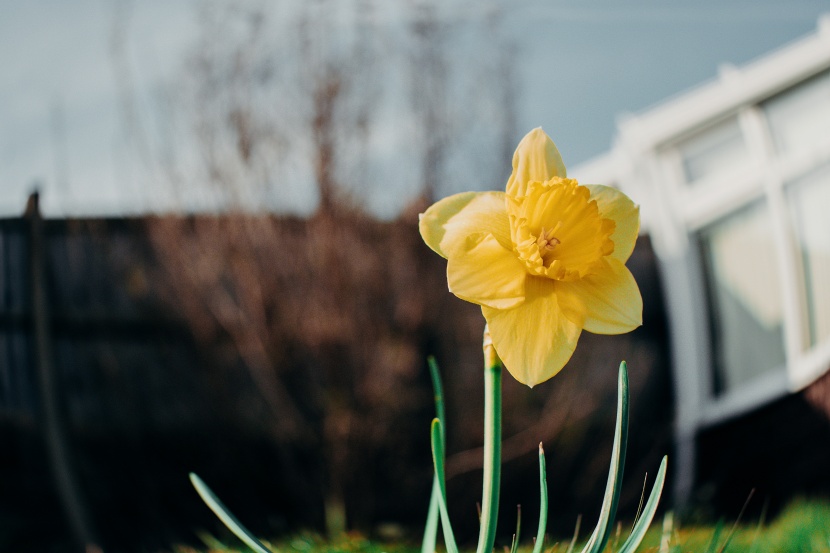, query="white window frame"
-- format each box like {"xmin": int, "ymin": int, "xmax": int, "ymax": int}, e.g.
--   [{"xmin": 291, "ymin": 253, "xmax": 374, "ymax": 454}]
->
[{"xmin": 658, "ymin": 95, "xmax": 830, "ymax": 427}]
